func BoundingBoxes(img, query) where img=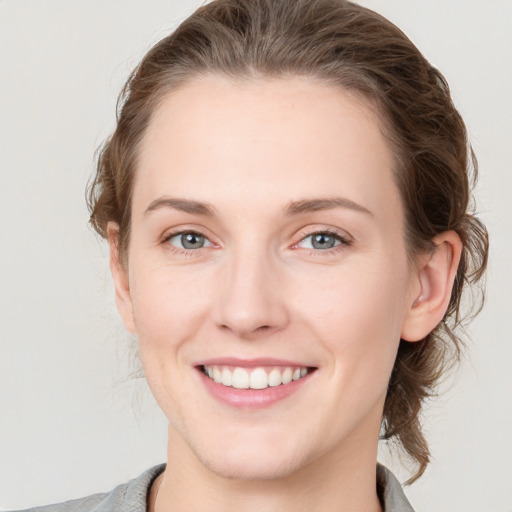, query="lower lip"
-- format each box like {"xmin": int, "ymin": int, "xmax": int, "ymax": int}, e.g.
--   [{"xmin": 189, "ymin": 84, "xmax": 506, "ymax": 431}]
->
[{"xmin": 198, "ymin": 369, "xmax": 313, "ymax": 409}]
